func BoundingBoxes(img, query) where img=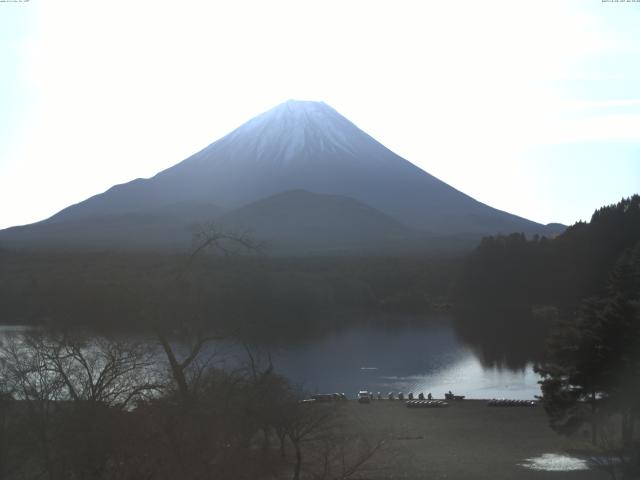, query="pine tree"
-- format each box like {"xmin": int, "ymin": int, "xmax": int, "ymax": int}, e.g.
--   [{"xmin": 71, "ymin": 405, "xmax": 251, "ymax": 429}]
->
[{"xmin": 536, "ymin": 242, "xmax": 640, "ymax": 448}]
